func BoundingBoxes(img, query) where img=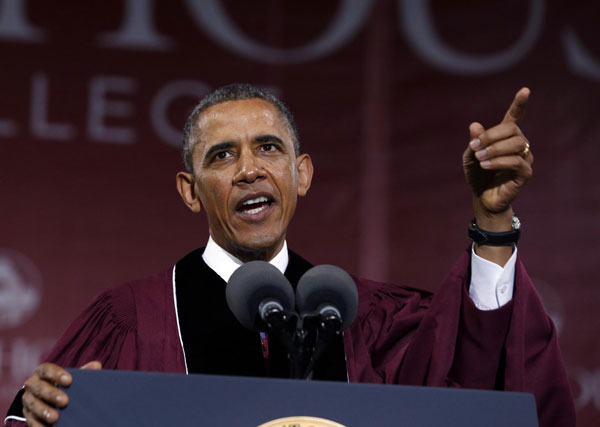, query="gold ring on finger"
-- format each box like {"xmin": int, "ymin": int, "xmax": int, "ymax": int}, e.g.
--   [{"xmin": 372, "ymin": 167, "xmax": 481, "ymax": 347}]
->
[{"xmin": 521, "ymin": 141, "xmax": 530, "ymax": 157}]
